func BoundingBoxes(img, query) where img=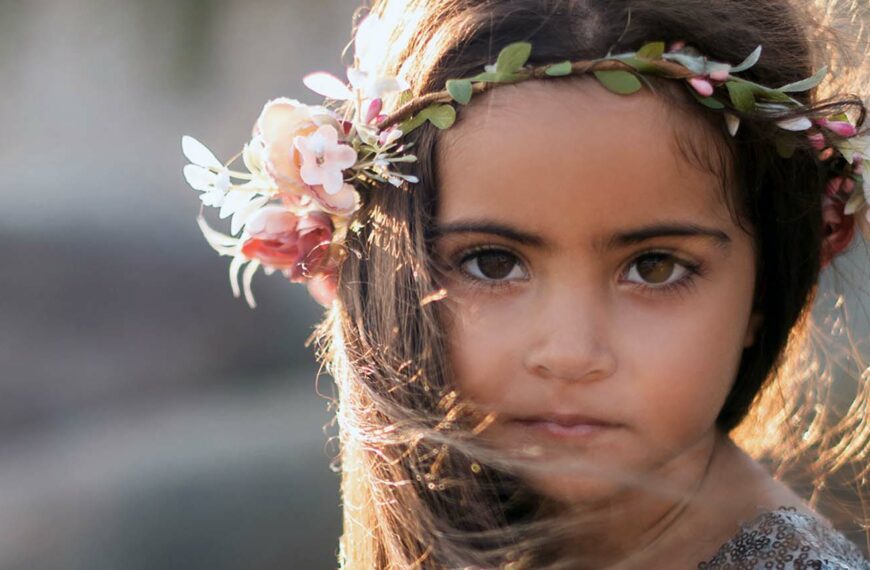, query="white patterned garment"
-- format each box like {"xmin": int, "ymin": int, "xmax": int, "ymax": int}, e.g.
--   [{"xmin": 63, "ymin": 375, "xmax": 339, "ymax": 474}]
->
[{"xmin": 699, "ymin": 507, "xmax": 870, "ymax": 569}]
